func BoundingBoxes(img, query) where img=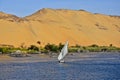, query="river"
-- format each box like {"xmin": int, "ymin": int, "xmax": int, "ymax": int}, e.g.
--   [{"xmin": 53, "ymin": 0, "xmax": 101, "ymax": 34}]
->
[{"xmin": 0, "ymin": 52, "xmax": 120, "ymax": 80}]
